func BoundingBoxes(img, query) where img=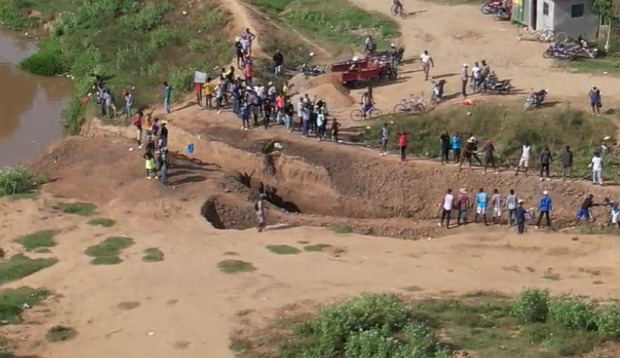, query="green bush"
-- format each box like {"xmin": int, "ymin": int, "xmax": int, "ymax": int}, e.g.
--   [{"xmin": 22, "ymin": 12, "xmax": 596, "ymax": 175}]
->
[
  {"xmin": 0, "ymin": 254, "xmax": 58, "ymax": 285},
  {"xmin": 19, "ymin": 38, "xmax": 68, "ymax": 76},
  {"xmin": 548, "ymin": 296, "xmax": 597, "ymax": 330},
  {"xmin": 595, "ymin": 304, "xmax": 620, "ymax": 339},
  {"xmin": 344, "ymin": 329, "xmax": 398, "ymax": 358},
  {"xmin": 511, "ymin": 289, "xmax": 549, "ymax": 323},
  {"xmin": 0, "ymin": 168, "xmax": 37, "ymax": 196},
  {"xmin": 61, "ymin": 97, "xmax": 87, "ymax": 135},
  {"xmin": 0, "ymin": 1, "xmax": 39, "ymax": 30},
  {"xmin": 0, "ymin": 287, "xmax": 50, "ymax": 324}
]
